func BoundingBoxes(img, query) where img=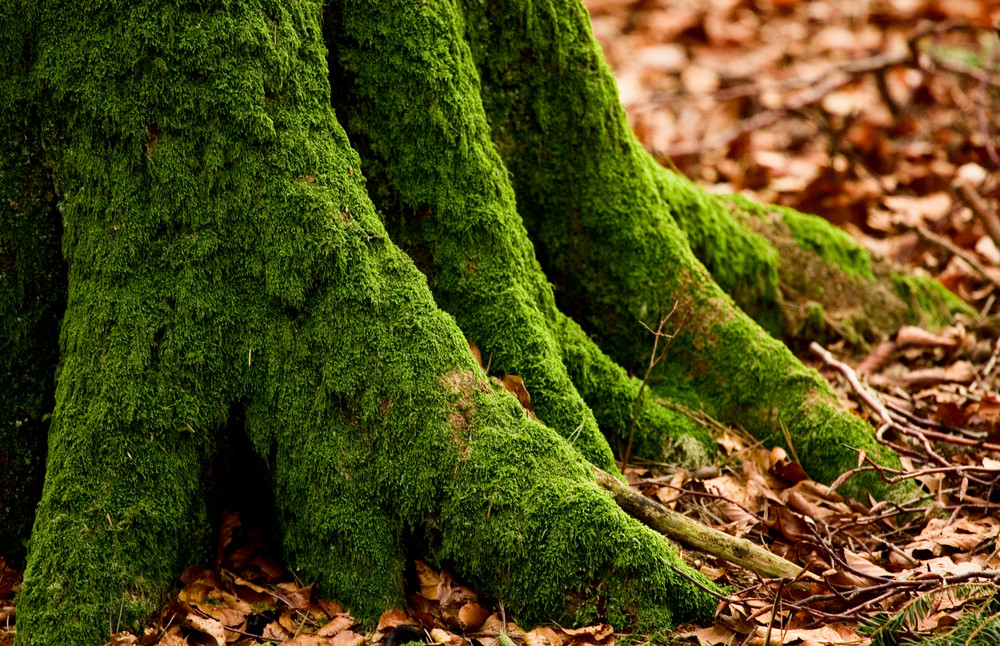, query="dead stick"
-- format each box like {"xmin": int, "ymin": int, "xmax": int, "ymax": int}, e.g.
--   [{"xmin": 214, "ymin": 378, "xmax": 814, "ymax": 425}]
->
[
  {"xmin": 810, "ymin": 342, "xmax": 894, "ymax": 425},
  {"xmin": 907, "ymin": 222, "xmax": 1000, "ymax": 290},
  {"xmin": 590, "ymin": 465, "xmax": 807, "ymax": 580},
  {"xmin": 956, "ymin": 180, "xmax": 1000, "ymax": 252}
]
